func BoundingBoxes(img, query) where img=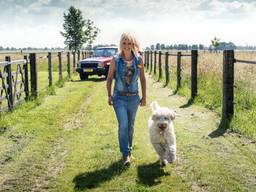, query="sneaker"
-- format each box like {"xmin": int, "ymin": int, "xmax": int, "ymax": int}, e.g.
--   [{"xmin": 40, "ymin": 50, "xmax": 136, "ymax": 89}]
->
[{"xmin": 123, "ymin": 155, "xmax": 131, "ymax": 166}]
